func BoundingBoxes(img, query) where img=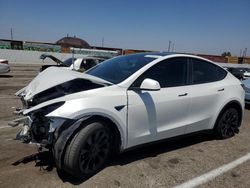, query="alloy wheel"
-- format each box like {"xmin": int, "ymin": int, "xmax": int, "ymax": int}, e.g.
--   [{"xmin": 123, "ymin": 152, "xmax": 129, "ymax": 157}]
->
[
  {"xmin": 219, "ymin": 108, "xmax": 239, "ymax": 138},
  {"xmin": 79, "ymin": 129, "xmax": 111, "ymax": 174}
]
